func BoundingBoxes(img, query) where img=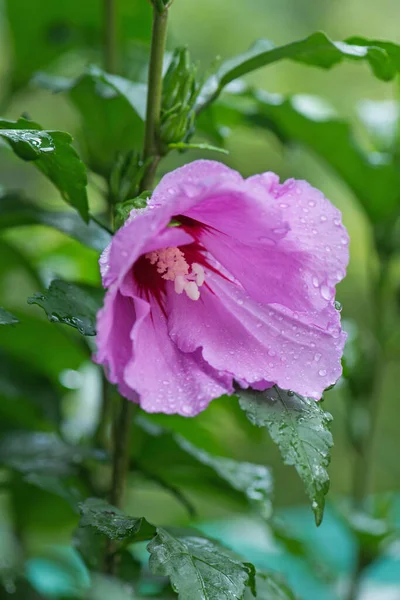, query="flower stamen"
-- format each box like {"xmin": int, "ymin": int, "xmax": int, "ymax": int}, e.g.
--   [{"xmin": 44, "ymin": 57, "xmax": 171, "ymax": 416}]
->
[{"xmin": 145, "ymin": 247, "xmax": 205, "ymax": 301}]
